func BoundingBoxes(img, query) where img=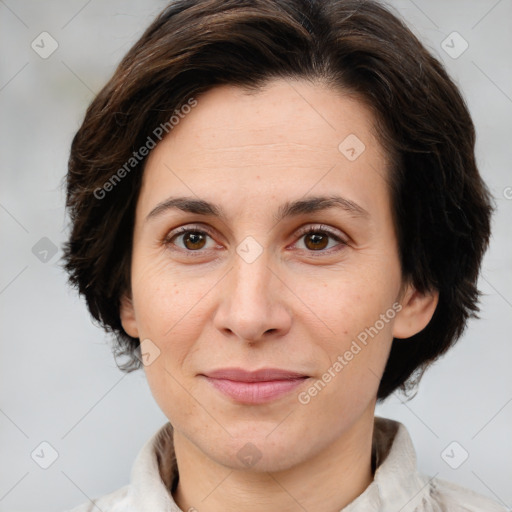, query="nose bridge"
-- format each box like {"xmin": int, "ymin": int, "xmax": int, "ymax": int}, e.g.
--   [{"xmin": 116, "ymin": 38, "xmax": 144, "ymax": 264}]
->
[
  {"xmin": 230, "ymin": 248, "xmax": 274, "ymax": 311},
  {"xmin": 214, "ymin": 245, "xmax": 290, "ymax": 341},
  {"xmin": 230, "ymin": 229, "xmax": 274, "ymax": 300}
]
